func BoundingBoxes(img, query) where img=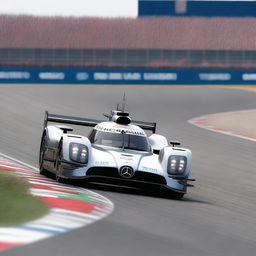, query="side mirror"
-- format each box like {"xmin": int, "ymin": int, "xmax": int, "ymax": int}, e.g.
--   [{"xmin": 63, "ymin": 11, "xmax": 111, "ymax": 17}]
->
[{"xmin": 170, "ymin": 141, "xmax": 181, "ymax": 147}]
